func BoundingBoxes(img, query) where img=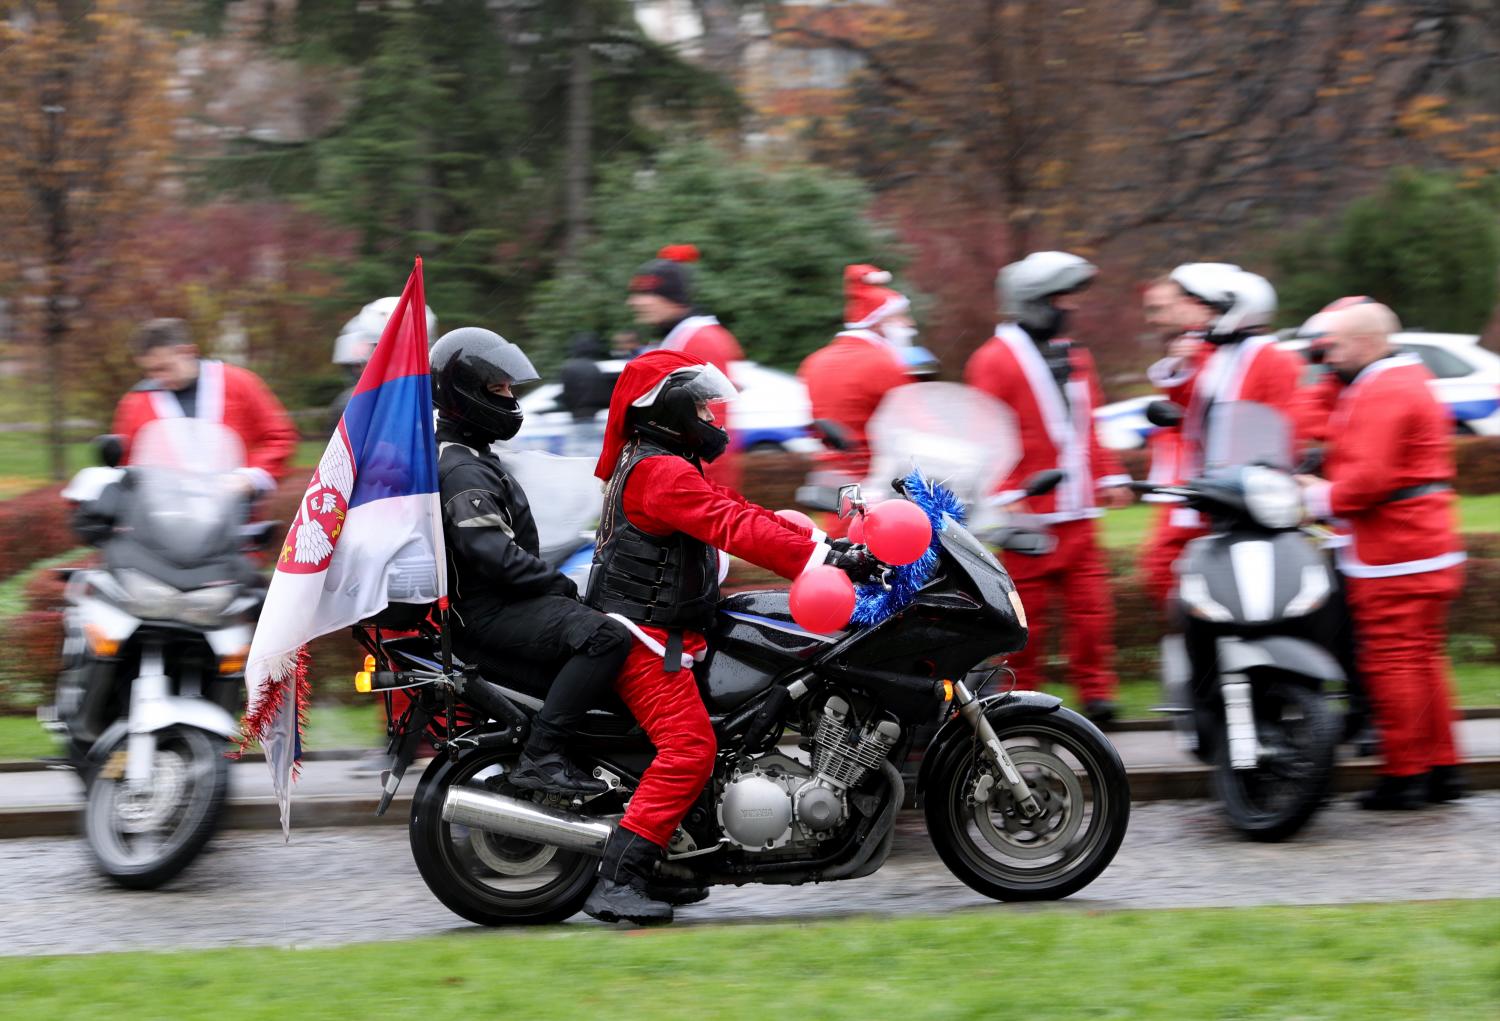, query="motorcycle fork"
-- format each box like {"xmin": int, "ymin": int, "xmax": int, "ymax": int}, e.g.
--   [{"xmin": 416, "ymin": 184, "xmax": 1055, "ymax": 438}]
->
[
  {"xmin": 952, "ymin": 681, "xmax": 1043, "ymax": 819},
  {"xmin": 123, "ymin": 642, "xmax": 168, "ymax": 787},
  {"xmin": 1221, "ymin": 674, "xmax": 1260, "ymax": 770}
]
